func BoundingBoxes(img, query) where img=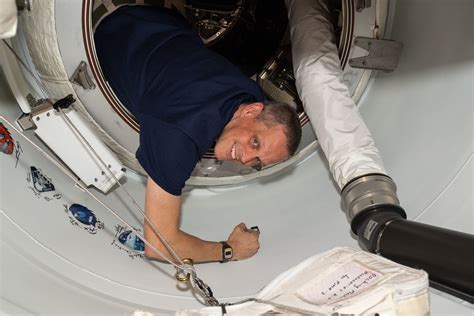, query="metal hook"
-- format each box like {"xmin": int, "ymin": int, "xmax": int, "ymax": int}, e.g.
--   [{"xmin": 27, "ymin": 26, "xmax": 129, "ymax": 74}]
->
[{"xmin": 175, "ymin": 258, "xmax": 194, "ymax": 282}]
